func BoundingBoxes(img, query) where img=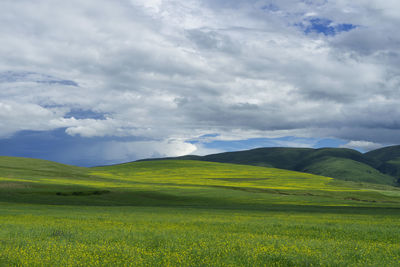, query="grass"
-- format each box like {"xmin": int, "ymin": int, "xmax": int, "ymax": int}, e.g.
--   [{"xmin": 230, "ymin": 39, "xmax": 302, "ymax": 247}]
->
[
  {"xmin": 1, "ymin": 204, "xmax": 400, "ymax": 266},
  {"xmin": 1, "ymin": 157, "xmax": 400, "ymax": 266}
]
